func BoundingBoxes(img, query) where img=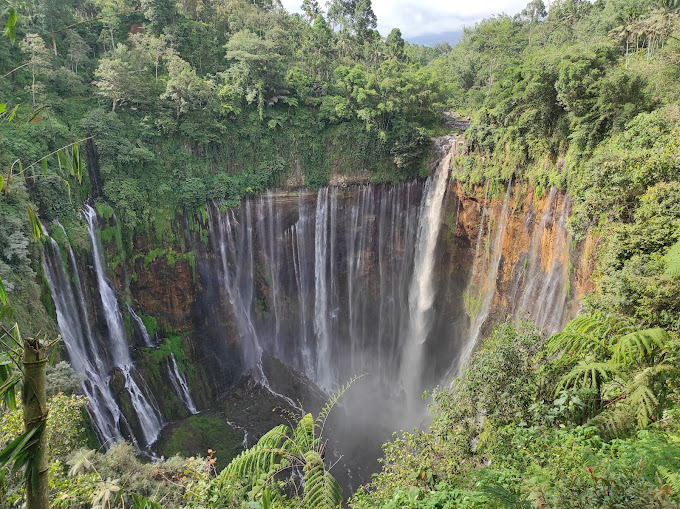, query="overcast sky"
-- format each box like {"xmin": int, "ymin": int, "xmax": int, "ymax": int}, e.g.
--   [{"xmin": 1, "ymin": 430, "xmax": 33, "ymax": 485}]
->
[{"xmin": 279, "ymin": 0, "xmax": 531, "ymax": 38}]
